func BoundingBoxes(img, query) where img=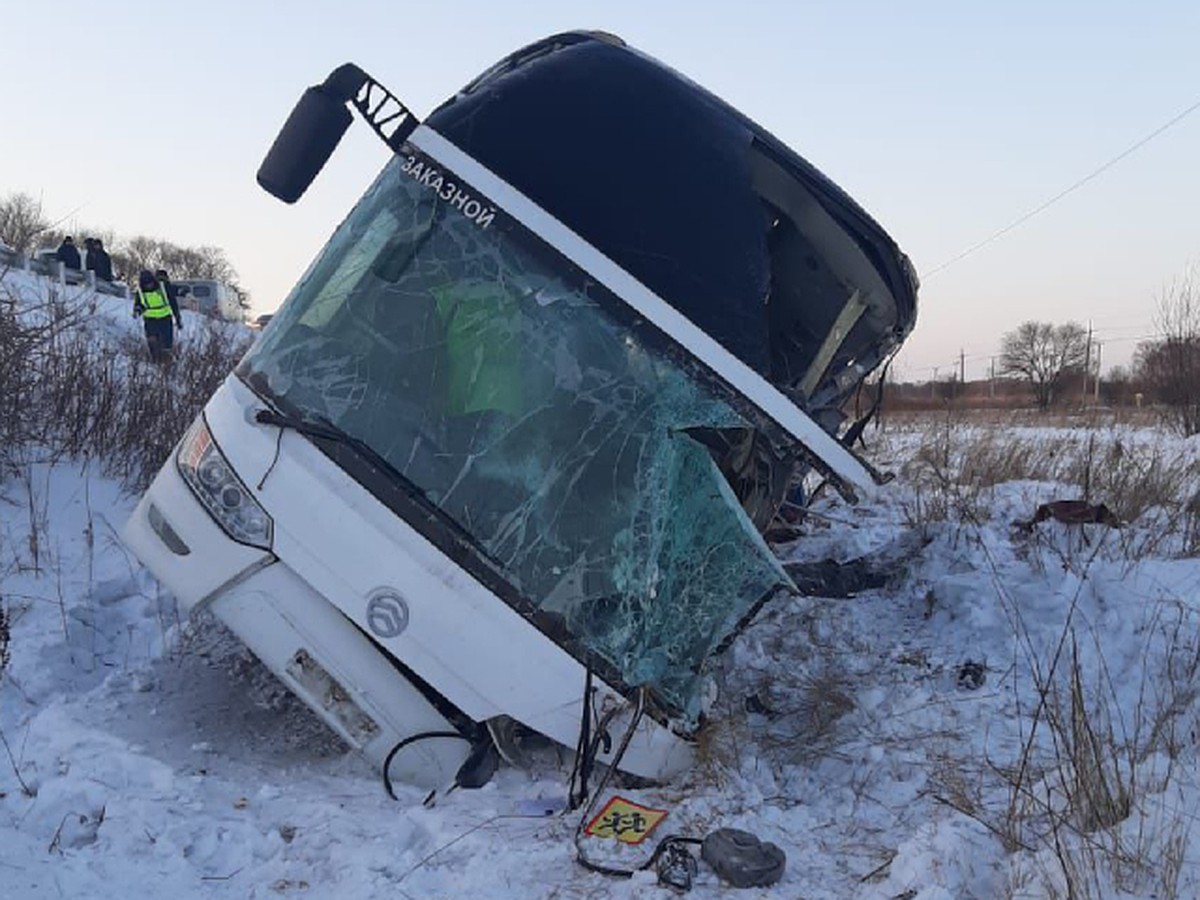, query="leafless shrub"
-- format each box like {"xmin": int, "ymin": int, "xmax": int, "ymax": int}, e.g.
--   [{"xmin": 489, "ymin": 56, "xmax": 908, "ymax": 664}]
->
[
  {"xmin": 0, "ymin": 273, "xmax": 250, "ymax": 489},
  {"xmin": 48, "ymin": 327, "xmax": 250, "ymax": 490},
  {"xmin": 0, "ymin": 192, "xmax": 51, "ymax": 255},
  {"xmin": 1135, "ymin": 266, "xmax": 1200, "ymax": 437}
]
